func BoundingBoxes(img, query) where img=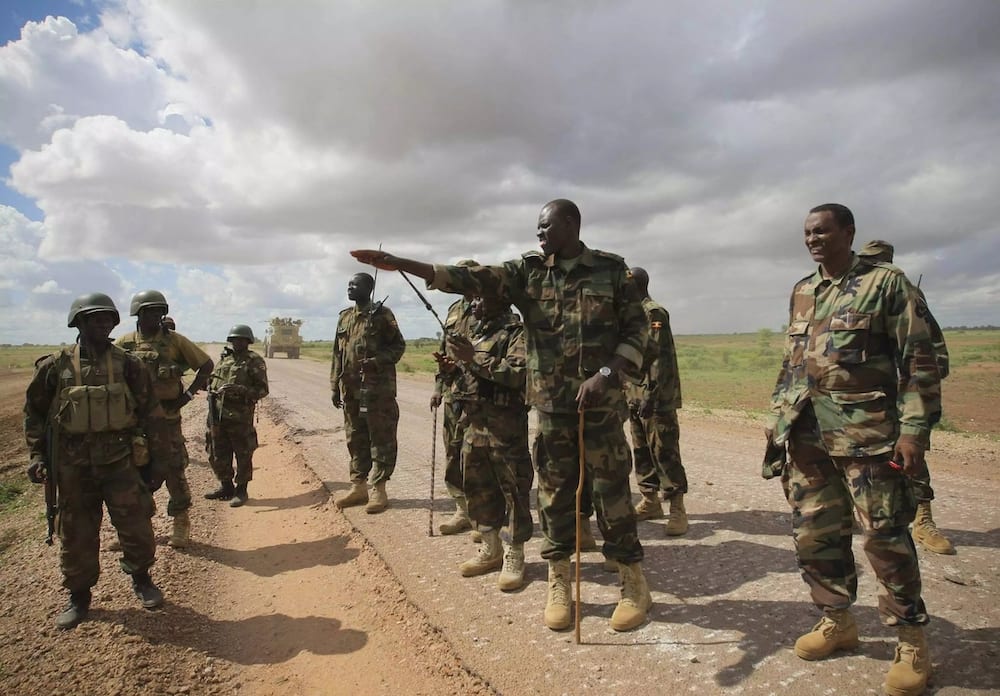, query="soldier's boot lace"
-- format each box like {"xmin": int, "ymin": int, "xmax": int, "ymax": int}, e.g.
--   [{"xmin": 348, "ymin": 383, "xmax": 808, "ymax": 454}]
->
[
  {"xmin": 168, "ymin": 510, "xmax": 191, "ymax": 547},
  {"xmin": 439, "ymin": 497, "xmax": 473, "ymax": 535},
  {"xmin": 205, "ymin": 480, "xmax": 235, "ymax": 501},
  {"xmin": 911, "ymin": 501, "xmax": 955, "ymax": 555},
  {"xmin": 56, "ymin": 590, "xmax": 91, "ymax": 630},
  {"xmin": 578, "ymin": 517, "xmax": 598, "ymax": 551},
  {"xmin": 459, "ymin": 529, "xmax": 503, "ymax": 577},
  {"xmin": 365, "ymin": 481, "xmax": 389, "ymax": 514},
  {"xmin": 131, "ymin": 572, "xmax": 164, "ymax": 609},
  {"xmin": 544, "ymin": 559, "xmax": 572, "ymax": 631},
  {"xmin": 229, "ymin": 483, "xmax": 248, "ymax": 508},
  {"xmin": 635, "ymin": 491, "xmax": 664, "ymax": 521},
  {"xmin": 610, "ymin": 562, "xmax": 652, "ymax": 631},
  {"xmin": 794, "ymin": 609, "xmax": 859, "ymax": 660},
  {"xmin": 665, "ymin": 494, "xmax": 689, "ymax": 536},
  {"xmin": 498, "ymin": 542, "xmax": 526, "ymax": 591},
  {"xmin": 335, "ymin": 482, "xmax": 369, "ymax": 509},
  {"xmin": 884, "ymin": 625, "xmax": 931, "ymax": 696}
]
